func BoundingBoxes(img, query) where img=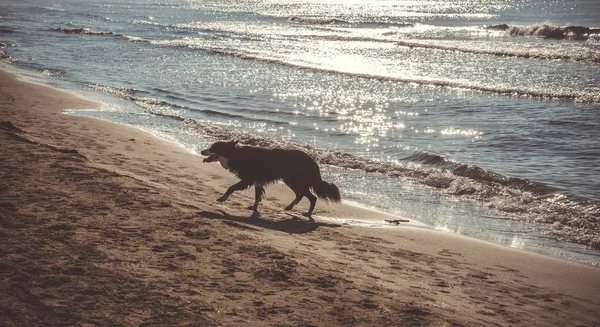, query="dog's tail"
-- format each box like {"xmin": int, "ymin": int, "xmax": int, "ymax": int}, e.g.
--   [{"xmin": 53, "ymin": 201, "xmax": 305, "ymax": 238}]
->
[{"xmin": 313, "ymin": 180, "xmax": 342, "ymax": 203}]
